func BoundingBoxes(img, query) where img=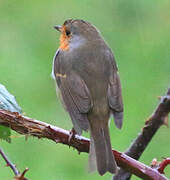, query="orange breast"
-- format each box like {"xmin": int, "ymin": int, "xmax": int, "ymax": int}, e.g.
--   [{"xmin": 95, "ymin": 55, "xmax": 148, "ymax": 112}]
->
[{"xmin": 59, "ymin": 26, "xmax": 70, "ymax": 51}]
